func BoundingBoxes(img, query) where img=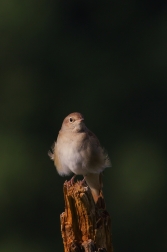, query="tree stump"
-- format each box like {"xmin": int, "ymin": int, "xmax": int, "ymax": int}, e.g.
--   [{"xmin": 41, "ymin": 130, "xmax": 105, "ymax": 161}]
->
[{"xmin": 60, "ymin": 180, "xmax": 113, "ymax": 252}]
